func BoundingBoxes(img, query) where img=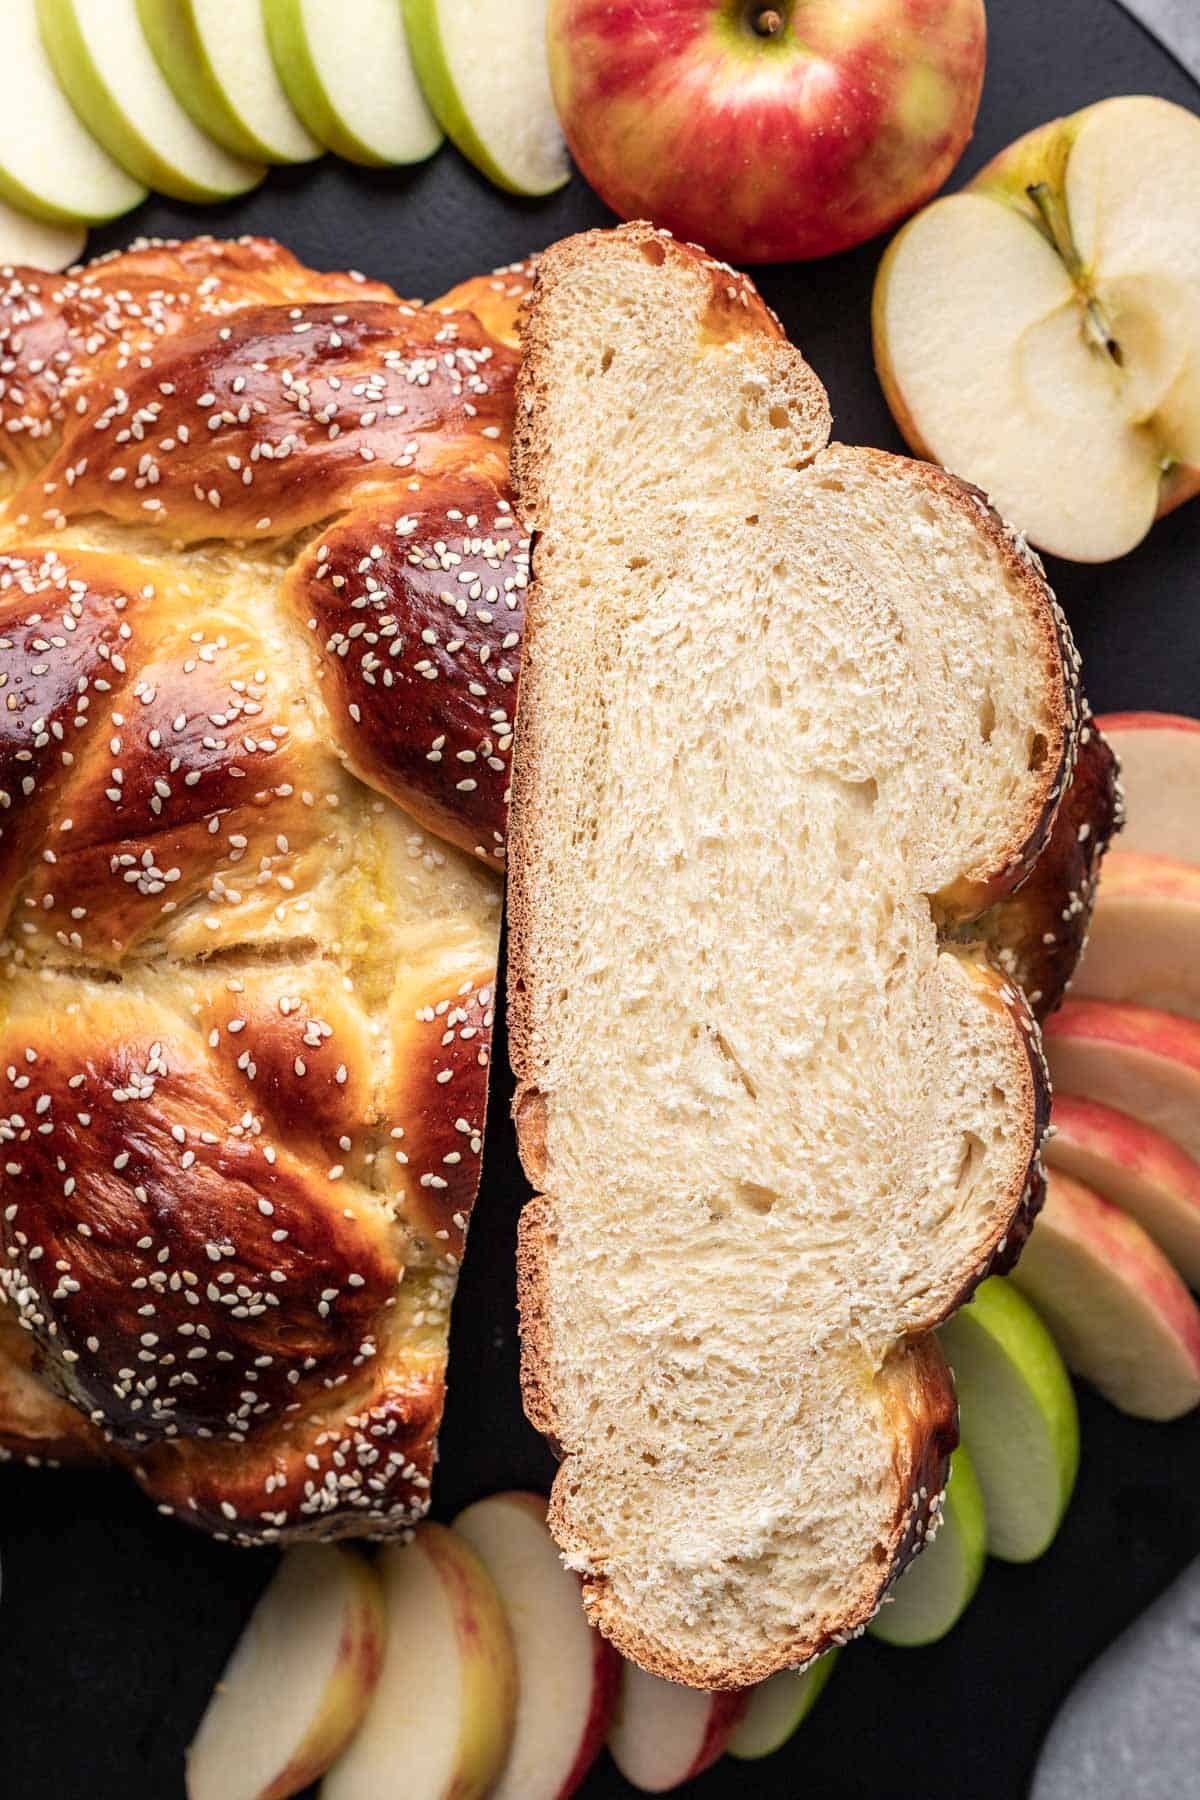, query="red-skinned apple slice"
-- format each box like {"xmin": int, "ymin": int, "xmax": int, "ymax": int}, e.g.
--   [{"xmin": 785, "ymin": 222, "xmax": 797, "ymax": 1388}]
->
[
  {"xmin": 187, "ymin": 1545, "xmax": 383, "ymax": 1800},
  {"xmin": 322, "ymin": 1523, "xmax": 516, "ymax": 1800},
  {"xmin": 1047, "ymin": 1095, "xmax": 1200, "ymax": 1290},
  {"xmin": 1044, "ymin": 1001, "xmax": 1200, "ymax": 1168},
  {"xmin": 1072, "ymin": 851, "xmax": 1200, "ymax": 1020},
  {"xmin": 1096, "ymin": 712, "xmax": 1200, "ymax": 866},
  {"xmin": 454, "ymin": 1491, "xmax": 620, "ymax": 1800},
  {"xmin": 1009, "ymin": 1171, "xmax": 1200, "ymax": 1420},
  {"xmin": 607, "ymin": 1664, "xmax": 748, "ymax": 1794}
]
